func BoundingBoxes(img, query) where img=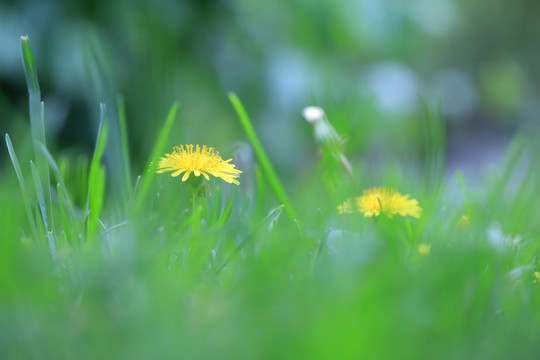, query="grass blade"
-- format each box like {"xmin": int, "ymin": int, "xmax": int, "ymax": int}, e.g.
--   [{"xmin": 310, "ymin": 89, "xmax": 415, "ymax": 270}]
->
[
  {"xmin": 117, "ymin": 95, "xmax": 133, "ymax": 199},
  {"xmin": 134, "ymin": 102, "xmax": 180, "ymax": 213},
  {"xmin": 85, "ymin": 104, "xmax": 109, "ymax": 241},
  {"xmin": 37, "ymin": 142, "xmax": 76, "ymax": 223},
  {"xmin": 21, "ymin": 36, "xmax": 48, "ymax": 185},
  {"xmin": 228, "ymin": 92, "xmax": 299, "ymax": 221},
  {"xmin": 76, "ymin": 155, "xmax": 89, "ymax": 206},
  {"xmin": 5, "ymin": 134, "xmax": 38, "ymax": 240},
  {"xmin": 21, "ymin": 36, "xmax": 55, "ymax": 243},
  {"xmin": 216, "ymin": 204, "xmax": 285, "ymax": 272},
  {"xmin": 56, "ymin": 183, "xmax": 75, "ymax": 245},
  {"xmin": 212, "ymin": 191, "xmax": 234, "ymax": 229},
  {"xmin": 30, "ymin": 161, "xmax": 57, "ymax": 258}
]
